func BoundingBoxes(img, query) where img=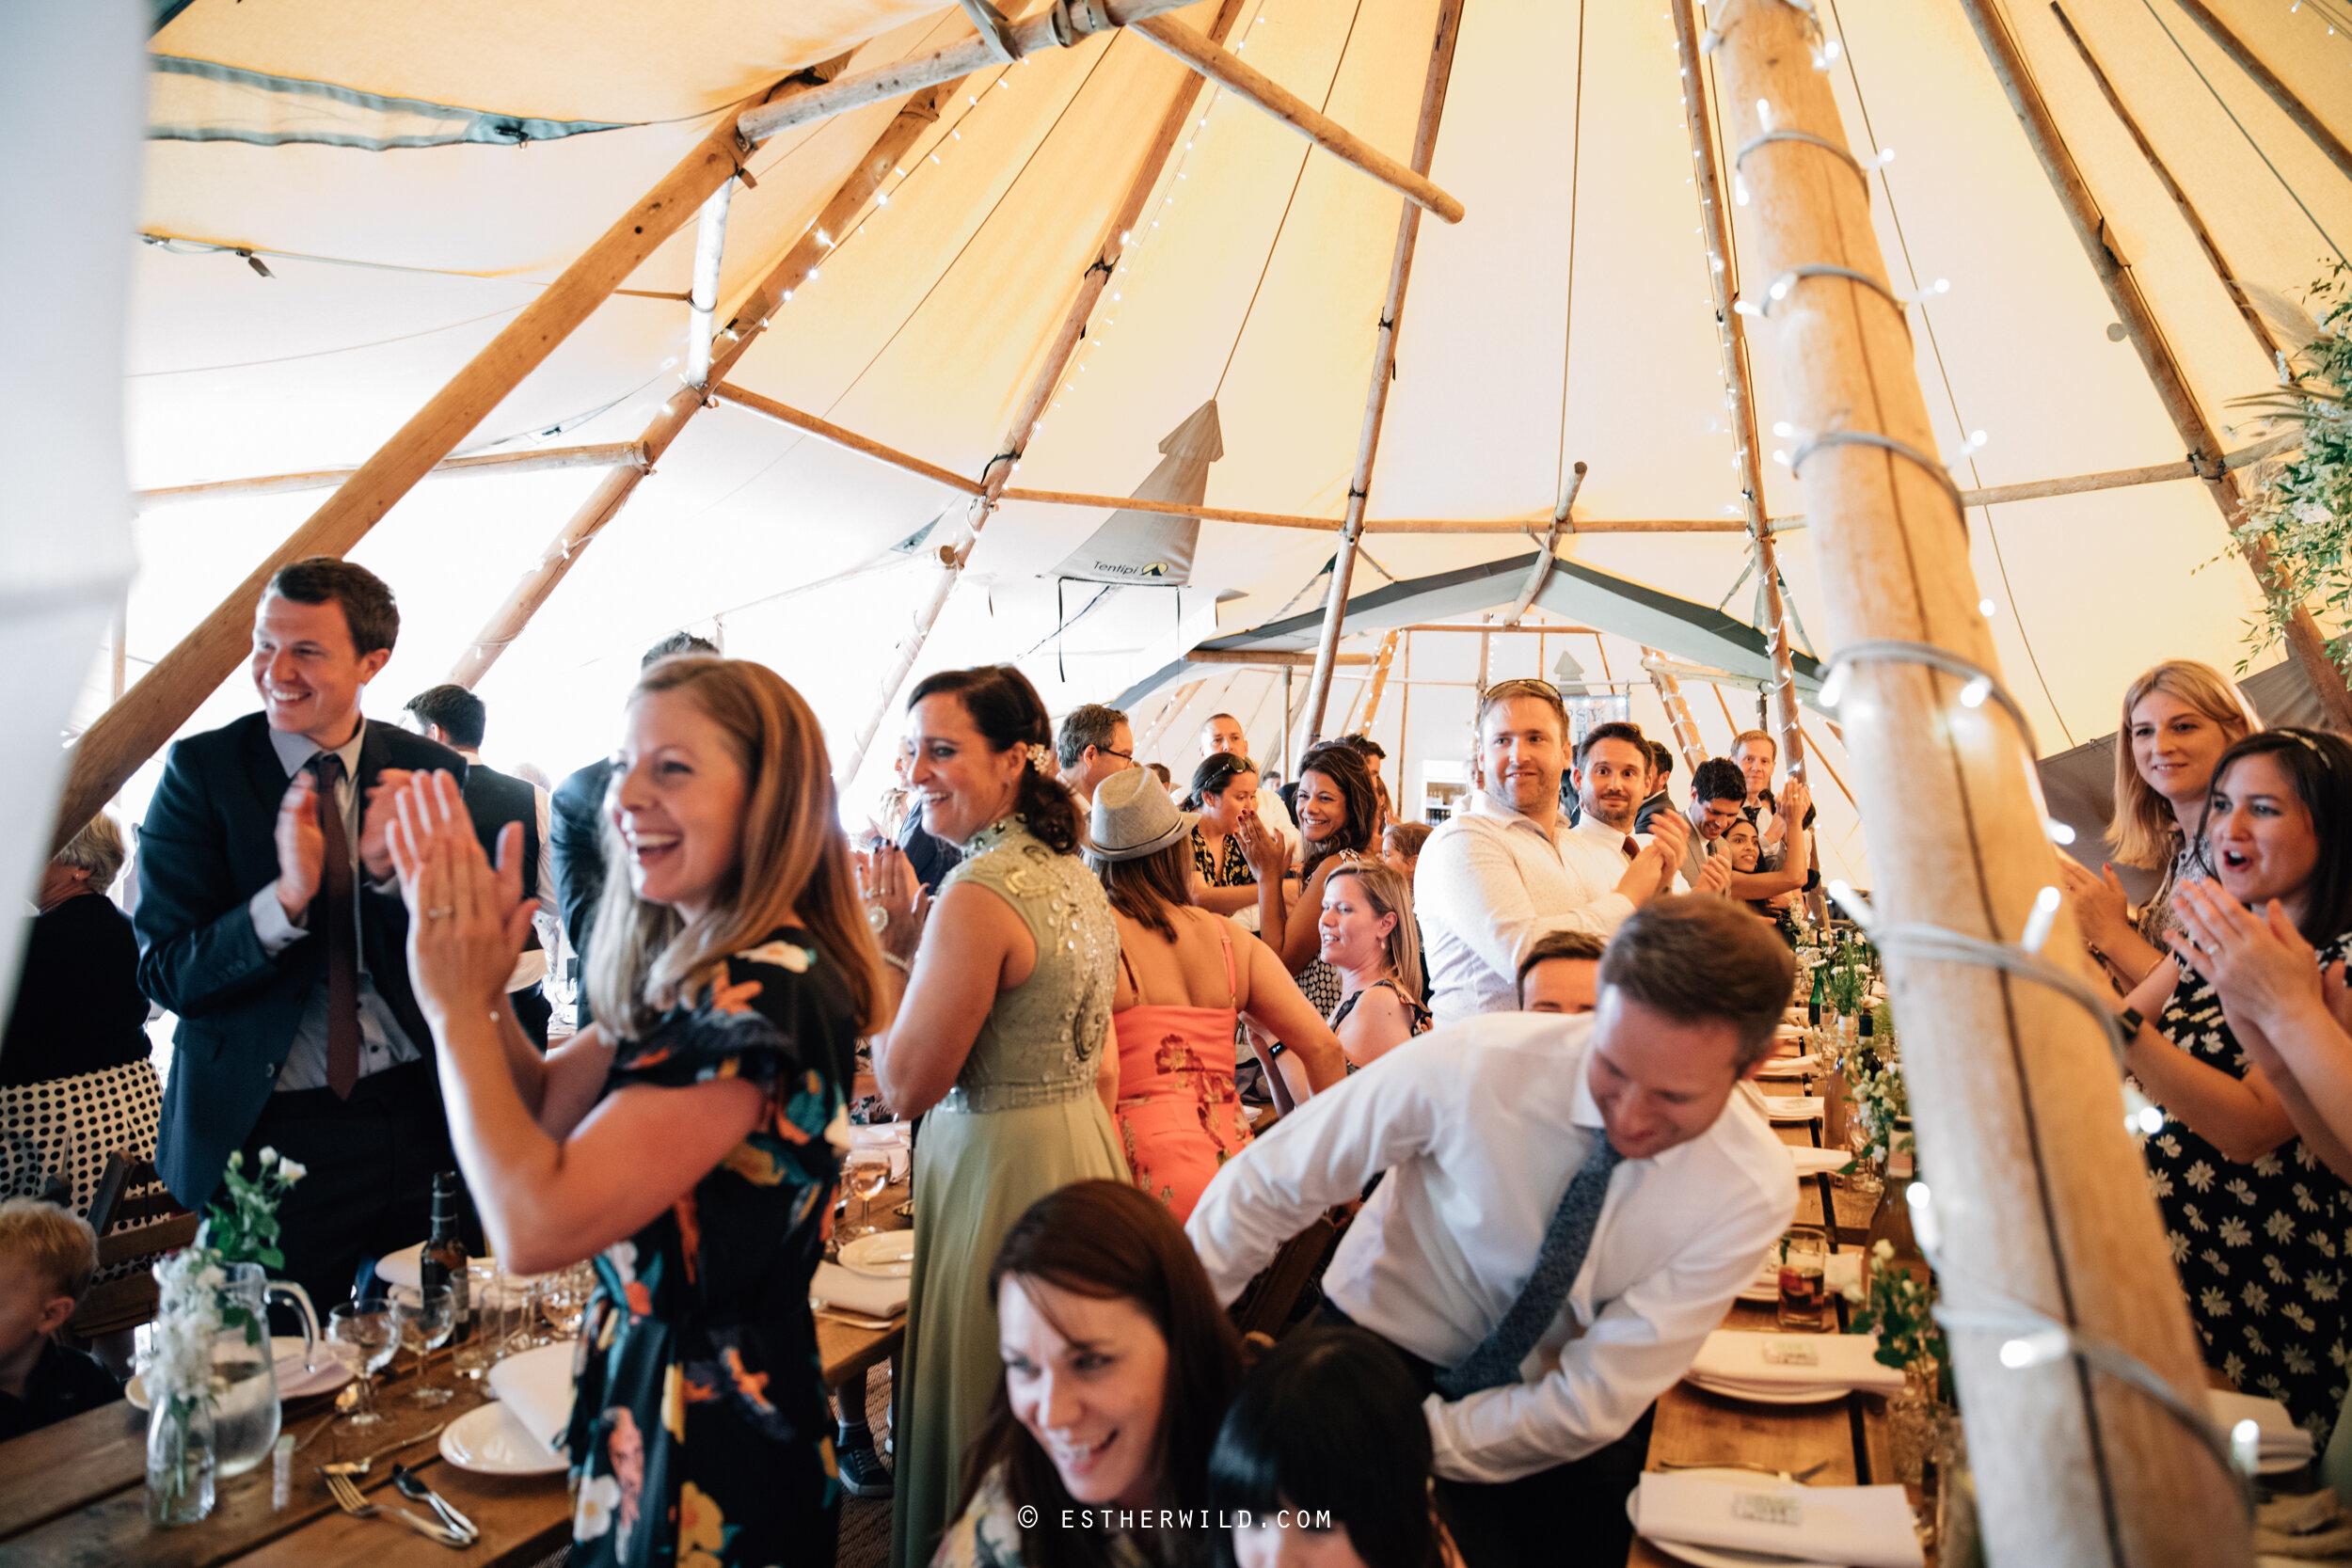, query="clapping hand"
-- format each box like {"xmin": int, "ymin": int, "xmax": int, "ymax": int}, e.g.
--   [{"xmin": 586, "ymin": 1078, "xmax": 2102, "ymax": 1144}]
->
[
  {"xmin": 1237, "ymin": 809, "xmax": 1288, "ymax": 879},
  {"xmin": 855, "ymin": 843, "xmax": 926, "ymax": 961},
  {"xmin": 2166, "ymin": 879, "xmax": 2325, "ymax": 1030},
  {"xmin": 387, "ymin": 770, "xmax": 538, "ymax": 1027},
  {"xmin": 1695, "ymin": 841, "xmax": 1734, "ymax": 896},
  {"xmin": 358, "ymin": 768, "xmax": 417, "ymax": 880},
  {"xmin": 272, "ymin": 771, "xmax": 326, "ymax": 922},
  {"xmin": 2054, "ymin": 855, "xmax": 2135, "ymax": 954}
]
